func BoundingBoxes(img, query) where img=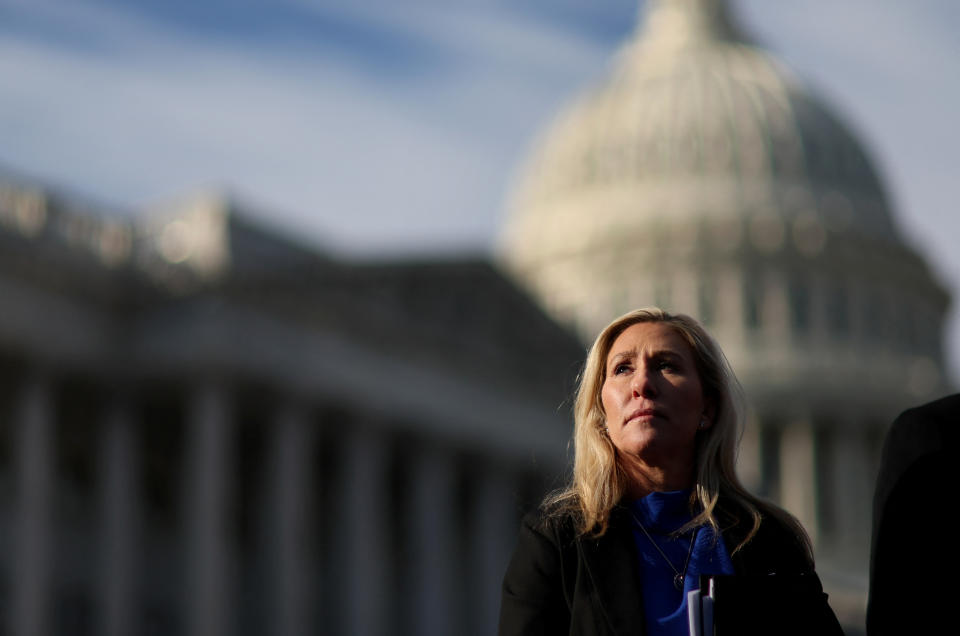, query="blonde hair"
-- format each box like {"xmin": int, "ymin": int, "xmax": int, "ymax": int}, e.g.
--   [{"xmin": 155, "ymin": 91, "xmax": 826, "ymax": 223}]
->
[{"xmin": 546, "ymin": 307, "xmax": 811, "ymax": 557}]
